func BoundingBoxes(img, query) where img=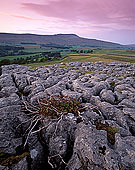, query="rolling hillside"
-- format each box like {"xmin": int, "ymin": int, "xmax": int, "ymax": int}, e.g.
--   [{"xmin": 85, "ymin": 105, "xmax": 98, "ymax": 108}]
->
[{"xmin": 0, "ymin": 33, "xmax": 124, "ymax": 48}]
